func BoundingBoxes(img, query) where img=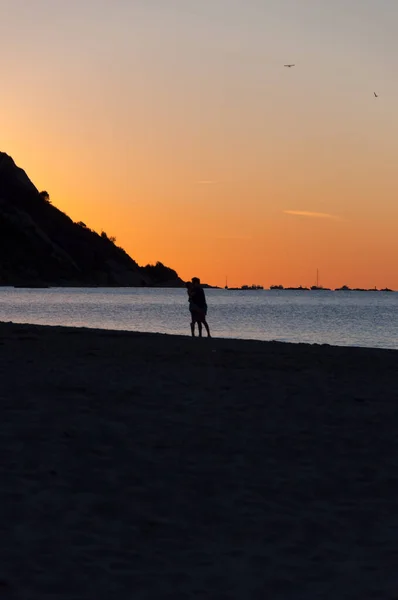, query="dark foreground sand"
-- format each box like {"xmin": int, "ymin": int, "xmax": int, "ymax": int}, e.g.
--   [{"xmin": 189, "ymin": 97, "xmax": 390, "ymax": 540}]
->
[{"xmin": 1, "ymin": 321, "xmax": 398, "ymax": 599}]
